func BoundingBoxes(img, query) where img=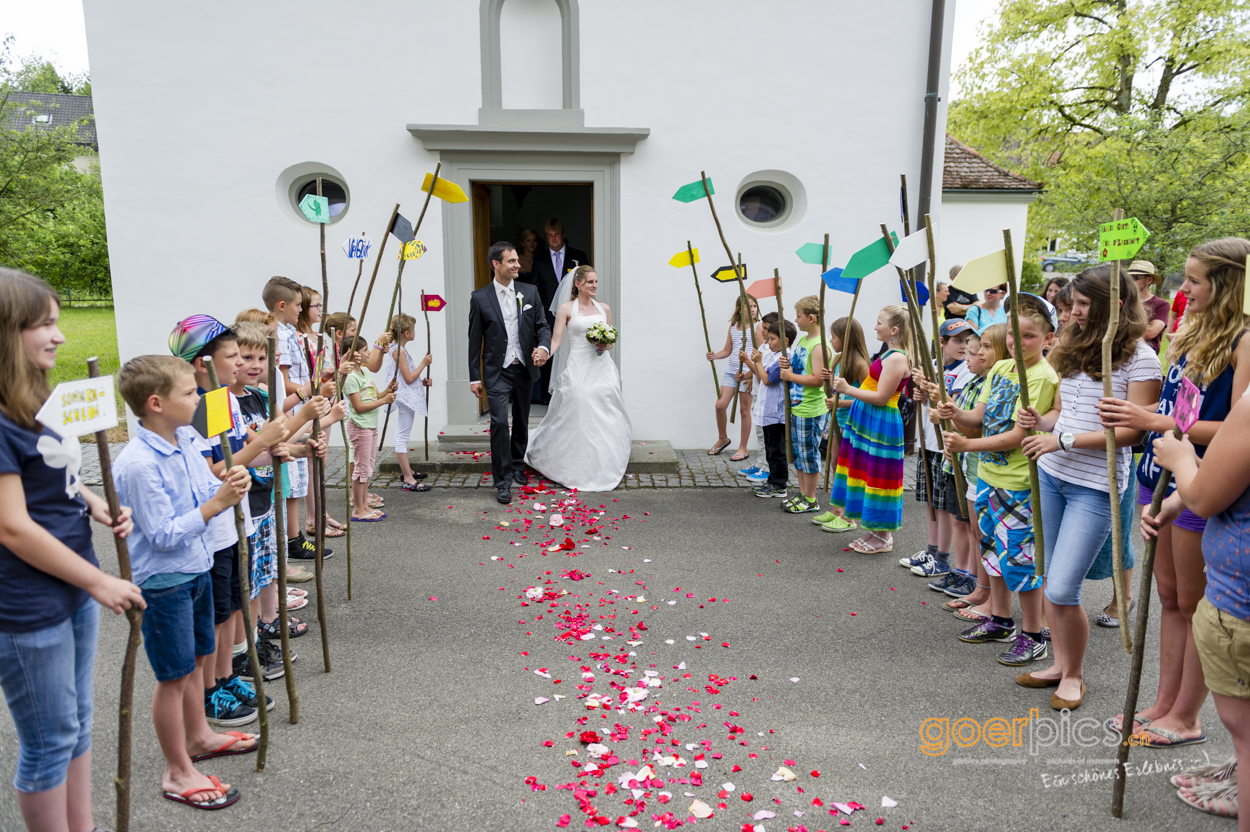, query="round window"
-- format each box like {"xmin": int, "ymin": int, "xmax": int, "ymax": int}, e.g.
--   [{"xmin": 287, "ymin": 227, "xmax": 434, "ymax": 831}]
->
[
  {"xmin": 739, "ymin": 185, "xmax": 786, "ymax": 225},
  {"xmin": 295, "ymin": 179, "xmax": 348, "ymax": 219}
]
